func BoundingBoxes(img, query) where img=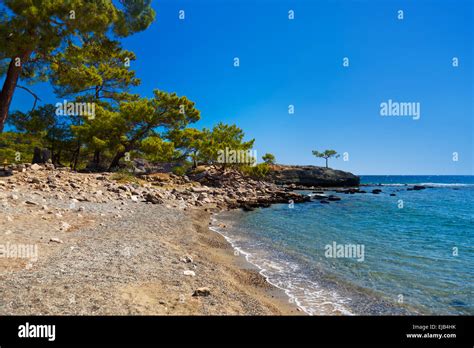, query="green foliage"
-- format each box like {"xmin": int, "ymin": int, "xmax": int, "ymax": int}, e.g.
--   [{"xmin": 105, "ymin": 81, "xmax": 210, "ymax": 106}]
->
[
  {"xmin": 107, "ymin": 90, "xmax": 201, "ymax": 169},
  {"xmin": 0, "ymin": 2, "xmax": 268, "ymax": 175},
  {"xmin": 0, "ymin": 0, "xmax": 155, "ymax": 130},
  {"xmin": 199, "ymin": 122, "xmax": 255, "ymax": 168},
  {"xmin": 1, "ymin": 0, "xmax": 155, "ymax": 73},
  {"xmin": 8, "ymin": 104, "xmax": 56, "ymax": 135},
  {"xmin": 167, "ymin": 127, "xmax": 204, "ymax": 167},
  {"xmin": 172, "ymin": 165, "xmax": 187, "ymax": 176},
  {"xmin": 262, "ymin": 153, "xmax": 276, "ymax": 165},
  {"xmin": 0, "ymin": 132, "xmax": 44, "ymax": 164},
  {"xmin": 312, "ymin": 149, "xmax": 340, "ymax": 168},
  {"xmin": 110, "ymin": 170, "xmax": 141, "ymax": 184},
  {"xmin": 241, "ymin": 163, "xmax": 270, "ymax": 180},
  {"xmin": 50, "ymin": 38, "xmax": 140, "ymax": 102},
  {"xmin": 140, "ymin": 136, "xmax": 177, "ymax": 162},
  {"xmin": 6, "ymin": 104, "xmax": 77, "ymax": 165}
]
